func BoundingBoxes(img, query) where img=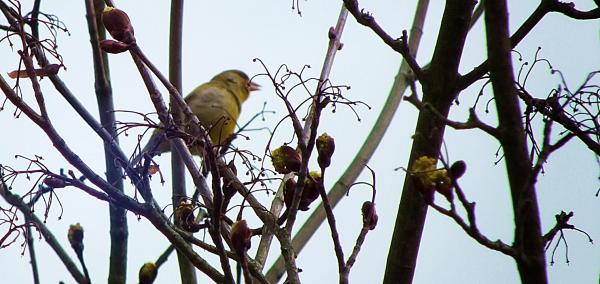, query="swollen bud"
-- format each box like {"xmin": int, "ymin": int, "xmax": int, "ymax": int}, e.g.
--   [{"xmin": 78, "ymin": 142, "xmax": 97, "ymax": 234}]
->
[
  {"xmin": 102, "ymin": 6, "xmax": 135, "ymax": 44},
  {"xmin": 271, "ymin": 145, "xmax": 301, "ymax": 174},
  {"xmin": 283, "ymin": 171, "xmax": 322, "ymax": 211},
  {"xmin": 139, "ymin": 262, "xmax": 158, "ymax": 284},
  {"xmin": 302, "ymin": 171, "xmax": 322, "ymax": 208},
  {"xmin": 99, "ymin": 39, "xmax": 130, "ymax": 53},
  {"xmin": 67, "ymin": 223, "xmax": 84, "ymax": 256},
  {"xmin": 231, "ymin": 220, "xmax": 252, "ymax": 256},
  {"xmin": 361, "ymin": 201, "xmax": 378, "ymax": 230},
  {"xmin": 316, "ymin": 133, "xmax": 335, "ymax": 169}
]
